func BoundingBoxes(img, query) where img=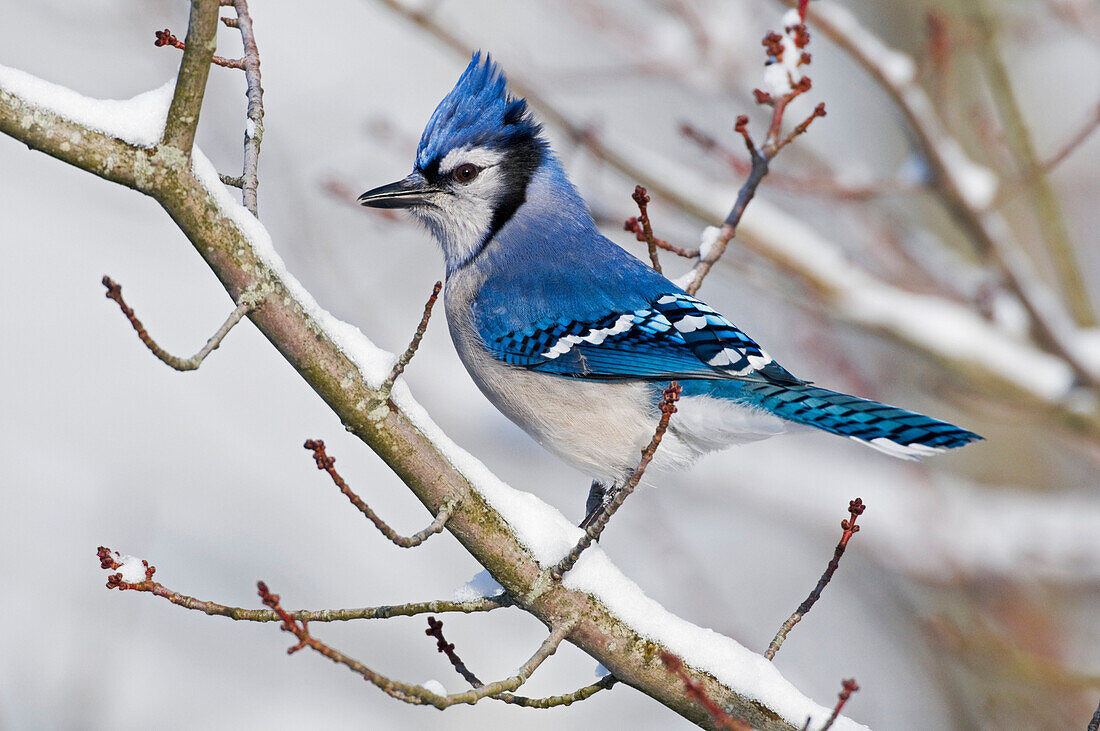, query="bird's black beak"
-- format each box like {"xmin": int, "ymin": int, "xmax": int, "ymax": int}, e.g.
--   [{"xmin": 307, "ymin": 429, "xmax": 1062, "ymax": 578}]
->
[{"xmin": 357, "ymin": 171, "xmax": 436, "ymax": 209}]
